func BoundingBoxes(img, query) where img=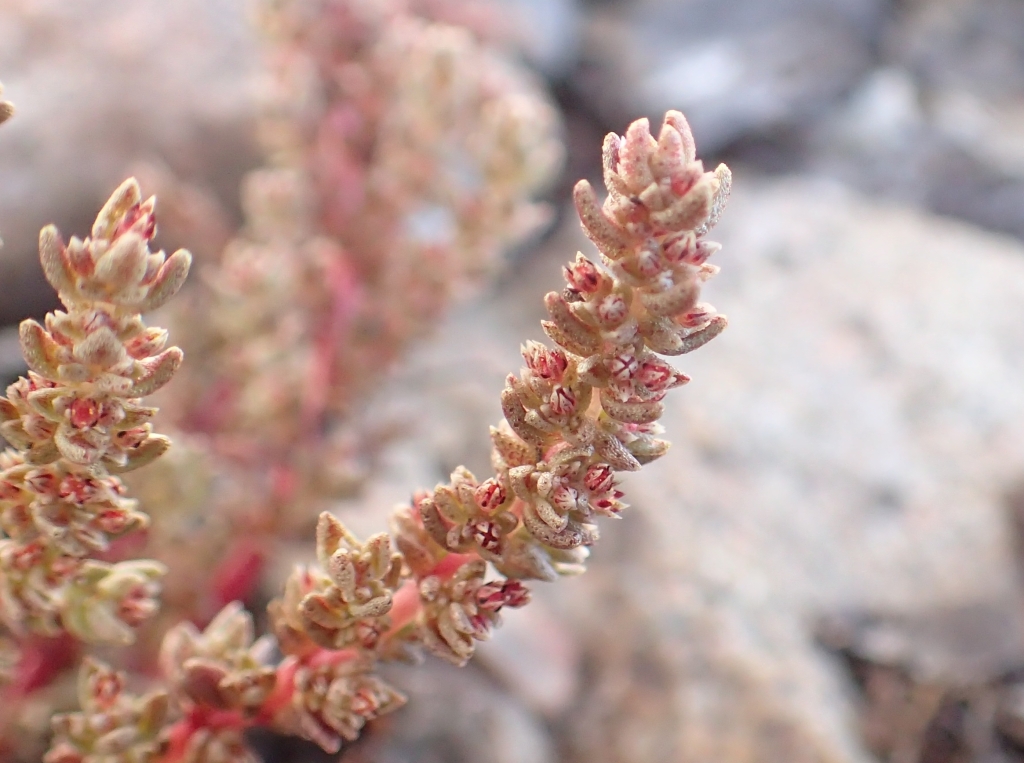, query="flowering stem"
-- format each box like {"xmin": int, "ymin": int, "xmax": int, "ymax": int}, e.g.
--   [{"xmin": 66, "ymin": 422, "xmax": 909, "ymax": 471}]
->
[{"xmin": 161, "ymin": 707, "xmax": 248, "ymax": 763}]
